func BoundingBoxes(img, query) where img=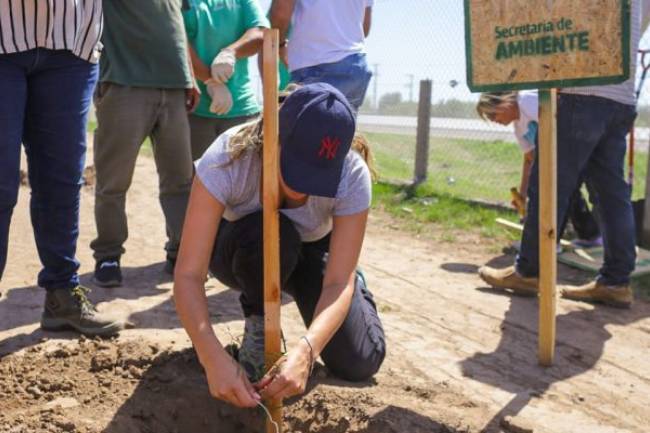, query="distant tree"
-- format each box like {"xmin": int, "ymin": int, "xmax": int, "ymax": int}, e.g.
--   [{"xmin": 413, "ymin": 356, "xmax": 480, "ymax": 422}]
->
[{"xmin": 379, "ymin": 92, "xmax": 403, "ymax": 110}]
